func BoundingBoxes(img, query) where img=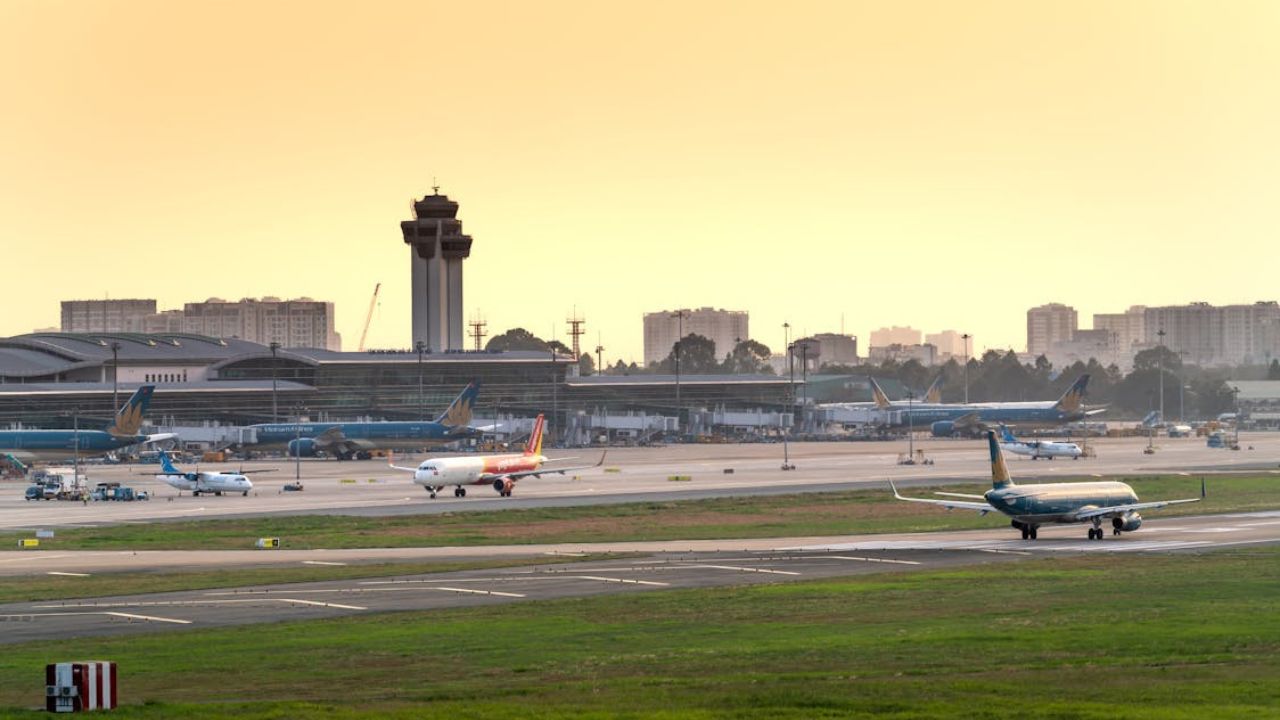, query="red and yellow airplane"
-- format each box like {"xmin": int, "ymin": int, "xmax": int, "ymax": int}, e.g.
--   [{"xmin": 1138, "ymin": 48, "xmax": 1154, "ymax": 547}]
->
[{"xmin": 389, "ymin": 414, "xmax": 605, "ymax": 498}]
